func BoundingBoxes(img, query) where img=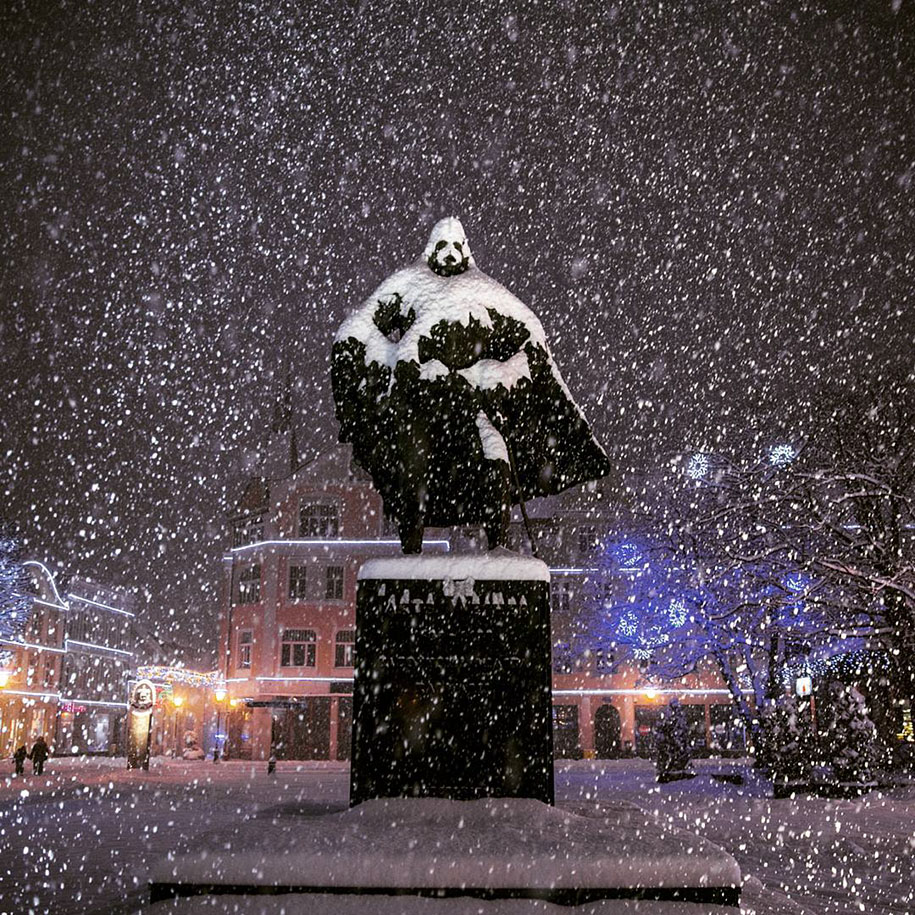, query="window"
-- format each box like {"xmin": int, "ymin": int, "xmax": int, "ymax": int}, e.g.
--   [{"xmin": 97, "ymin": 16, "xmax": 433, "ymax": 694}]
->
[
  {"xmin": 325, "ymin": 565, "xmax": 344, "ymax": 600},
  {"xmin": 578, "ymin": 526, "xmax": 598, "ymax": 557},
  {"xmin": 237, "ymin": 630, "xmax": 253, "ymax": 669},
  {"xmin": 288, "ymin": 565, "xmax": 308, "ymax": 601},
  {"xmin": 233, "ymin": 514, "xmax": 264, "ymax": 547},
  {"xmin": 299, "ymin": 502, "xmax": 340, "ymax": 538},
  {"xmin": 280, "ymin": 629, "xmax": 316, "ymax": 668},
  {"xmin": 237, "ymin": 565, "xmax": 261, "ymax": 604},
  {"xmin": 335, "ymin": 629, "xmax": 355, "ymax": 668},
  {"xmin": 550, "ymin": 579, "xmax": 574, "ymax": 615}
]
